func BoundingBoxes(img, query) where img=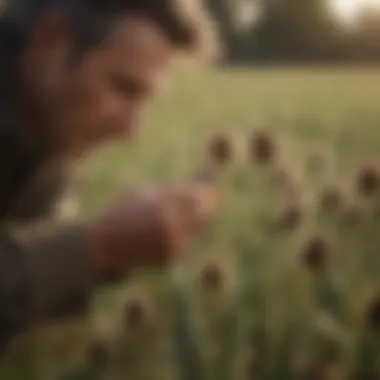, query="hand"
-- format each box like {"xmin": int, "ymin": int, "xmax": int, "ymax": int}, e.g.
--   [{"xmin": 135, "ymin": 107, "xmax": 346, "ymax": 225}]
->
[{"xmin": 87, "ymin": 183, "xmax": 219, "ymax": 281}]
